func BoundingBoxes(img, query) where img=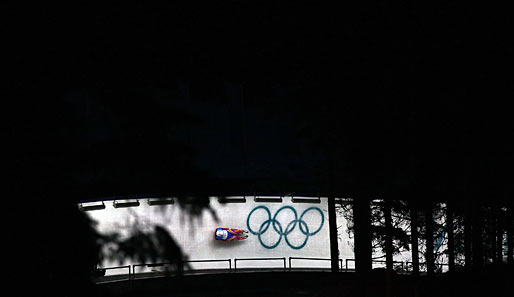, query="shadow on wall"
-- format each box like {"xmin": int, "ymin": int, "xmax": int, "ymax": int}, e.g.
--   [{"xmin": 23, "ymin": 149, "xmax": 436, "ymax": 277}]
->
[
  {"xmin": 20, "ymin": 197, "xmax": 219, "ymax": 296},
  {"xmin": 101, "ymin": 197, "xmax": 220, "ymax": 271},
  {"xmin": 105, "ymin": 225, "xmax": 193, "ymax": 272}
]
